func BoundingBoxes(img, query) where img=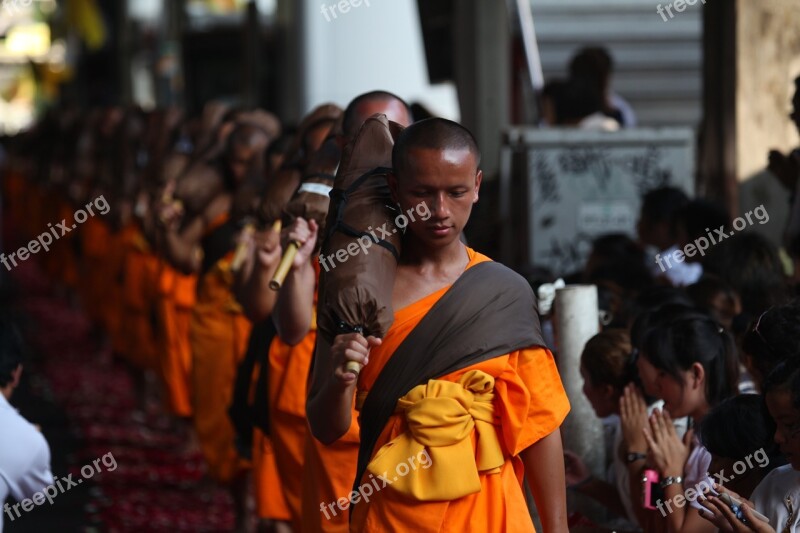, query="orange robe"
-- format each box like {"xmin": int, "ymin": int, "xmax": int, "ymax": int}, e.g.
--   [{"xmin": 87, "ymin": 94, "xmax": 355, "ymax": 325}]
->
[
  {"xmin": 266, "ymin": 264, "xmax": 321, "ymax": 529},
  {"xmin": 79, "ymin": 217, "xmax": 112, "ymax": 325},
  {"xmin": 156, "ymin": 262, "xmax": 197, "ymax": 417},
  {"xmin": 190, "ymin": 251, "xmax": 253, "ymax": 484},
  {"xmin": 119, "ymin": 230, "xmax": 161, "ymax": 371},
  {"xmin": 253, "ymin": 426, "xmax": 292, "ymax": 521},
  {"xmin": 349, "ymin": 248, "xmax": 570, "ymax": 532}
]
